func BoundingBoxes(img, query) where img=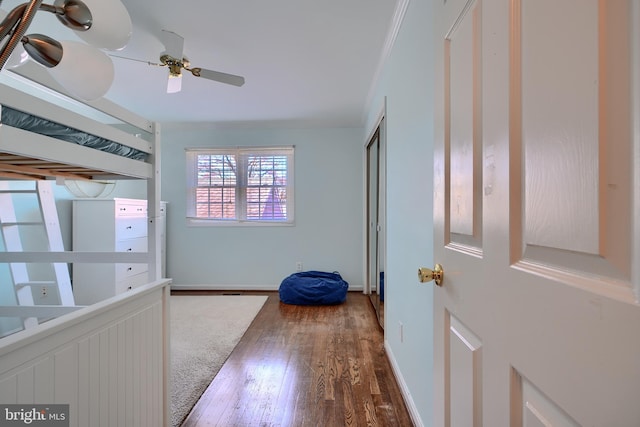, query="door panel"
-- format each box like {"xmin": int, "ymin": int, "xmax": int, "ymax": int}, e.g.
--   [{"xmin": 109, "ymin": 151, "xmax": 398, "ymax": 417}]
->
[
  {"xmin": 513, "ymin": 0, "xmax": 633, "ymax": 296},
  {"xmin": 434, "ymin": 0, "xmax": 640, "ymax": 426},
  {"xmin": 448, "ymin": 313, "xmax": 482, "ymax": 427},
  {"xmin": 514, "ymin": 373, "xmax": 580, "ymax": 427},
  {"xmin": 446, "ymin": 0, "xmax": 483, "ymax": 251},
  {"xmin": 520, "ymin": 0, "xmax": 599, "ymax": 255}
]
